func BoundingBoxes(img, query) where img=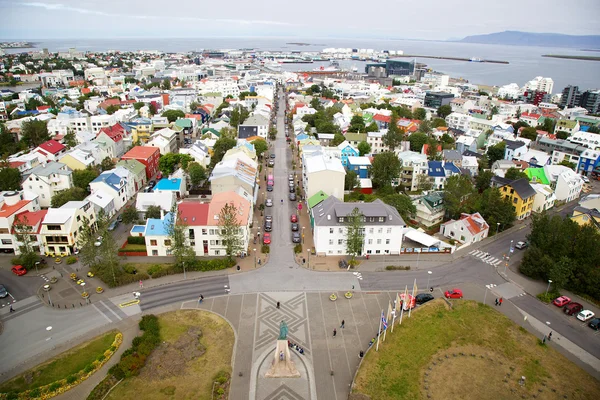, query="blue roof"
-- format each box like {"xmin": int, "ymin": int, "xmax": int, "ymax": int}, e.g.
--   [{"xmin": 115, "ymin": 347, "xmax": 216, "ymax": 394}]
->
[
  {"xmin": 144, "ymin": 212, "xmax": 173, "ymax": 236},
  {"xmin": 428, "ymin": 161, "xmax": 445, "ymax": 177},
  {"xmin": 154, "ymin": 178, "xmax": 182, "ymax": 191},
  {"xmin": 238, "ymin": 141, "xmax": 255, "ymax": 152},
  {"xmin": 444, "ymin": 162, "xmax": 461, "ymax": 174},
  {"xmin": 92, "ymin": 172, "xmax": 121, "ymax": 191}
]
